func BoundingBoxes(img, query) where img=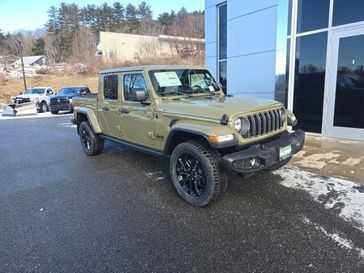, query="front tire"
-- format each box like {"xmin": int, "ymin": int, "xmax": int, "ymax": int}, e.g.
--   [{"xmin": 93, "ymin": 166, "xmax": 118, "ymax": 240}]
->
[
  {"xmin": 170, "ymin": 141, "xmax": 224, "ymax": 206},
  {"xmin": 79, "ymin": 121, "xmax": 104, "ymax": 156},
  {"xmin": 38, "ymin": 102, "xmax": 48, "ymax": 113}
]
